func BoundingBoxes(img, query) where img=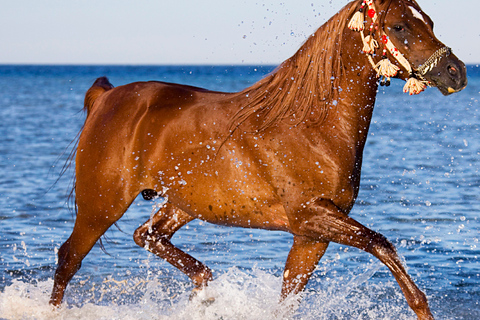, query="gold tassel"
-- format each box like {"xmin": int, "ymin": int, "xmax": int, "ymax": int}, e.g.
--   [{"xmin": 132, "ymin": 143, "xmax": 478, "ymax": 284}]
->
[
  {"xmin": 362, "ymin": 35, "xmax": 378, "ymax": 54},
  {"xmin": 348, "ymin": 11, "xmax": 365, "ymax": 31},
  {"xmin": 375, "ymin": 58, "xmax": 400, "ymax": 78},
  {"xmin": 403, "ymin": 76, "xmax": 427, "ymax": 95}
]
